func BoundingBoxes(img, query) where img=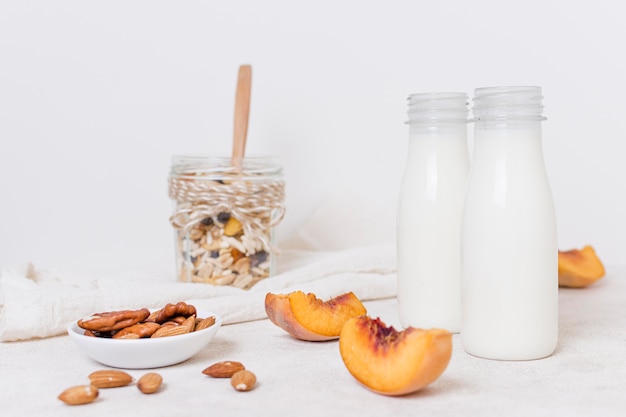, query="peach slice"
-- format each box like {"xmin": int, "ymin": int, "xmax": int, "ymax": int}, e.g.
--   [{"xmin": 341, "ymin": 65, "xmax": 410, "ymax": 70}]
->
[
  {"xmin": 339, "ymin": 316, "xmax": 452, "ymax": 396},
  {"xmin": 558, "ymin": 245, "xmax": 605, "ymax": 288},
  {"xmin": 264, "ymin": 291, "xmax": 367, "ymax": 341}
]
